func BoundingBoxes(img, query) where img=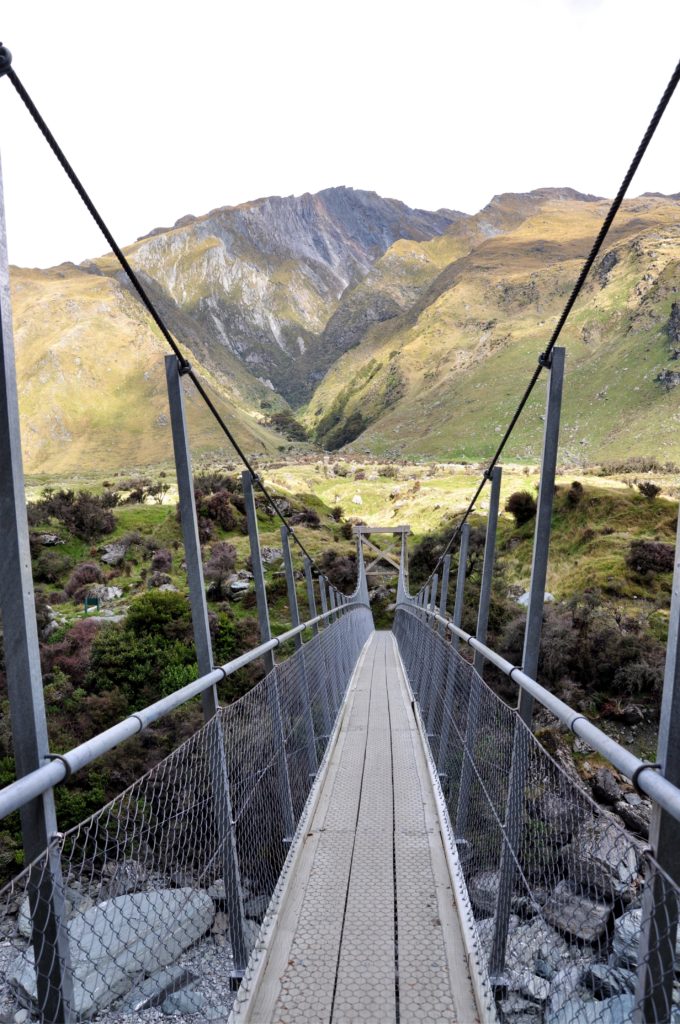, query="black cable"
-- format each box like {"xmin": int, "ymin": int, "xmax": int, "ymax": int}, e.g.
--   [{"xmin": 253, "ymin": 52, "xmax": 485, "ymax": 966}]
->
[
  {"xmin": 0, "ymin": 50, "xmax": 322, "ymax": 573},
  {"xmin": 417, "ymin": 54, "xmax": 680, "ymax": 593}
]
